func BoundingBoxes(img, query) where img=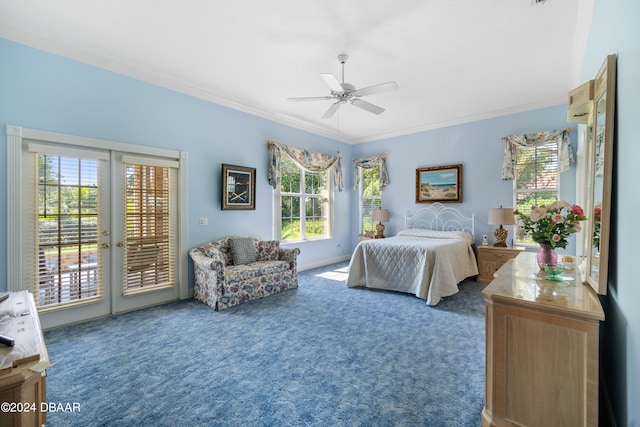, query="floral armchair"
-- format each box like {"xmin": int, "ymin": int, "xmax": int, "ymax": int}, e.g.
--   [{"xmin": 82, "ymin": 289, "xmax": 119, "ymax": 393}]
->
[{"xmin": 189, "ymin": 236, "xmax": 300, "ymax": 310}]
